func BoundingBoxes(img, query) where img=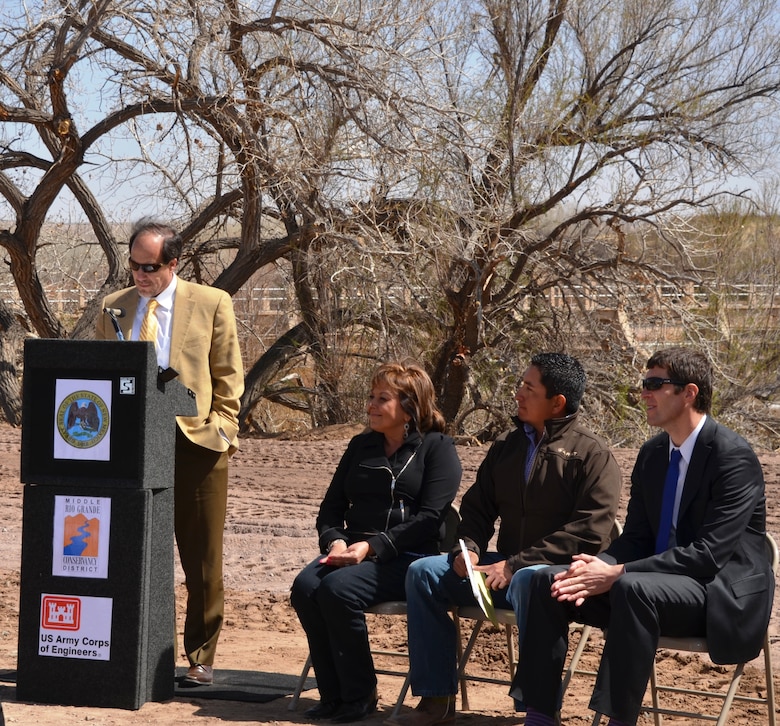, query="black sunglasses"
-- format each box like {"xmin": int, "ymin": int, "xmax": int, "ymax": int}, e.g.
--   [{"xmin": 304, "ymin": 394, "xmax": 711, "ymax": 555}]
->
[
  {"xmin": 128, "ymin": 257, "xmax": 167, "ymax": 273},
  {"xmin": 641, "ymin": 377, "xmax": 686, "ymax": 391}
]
